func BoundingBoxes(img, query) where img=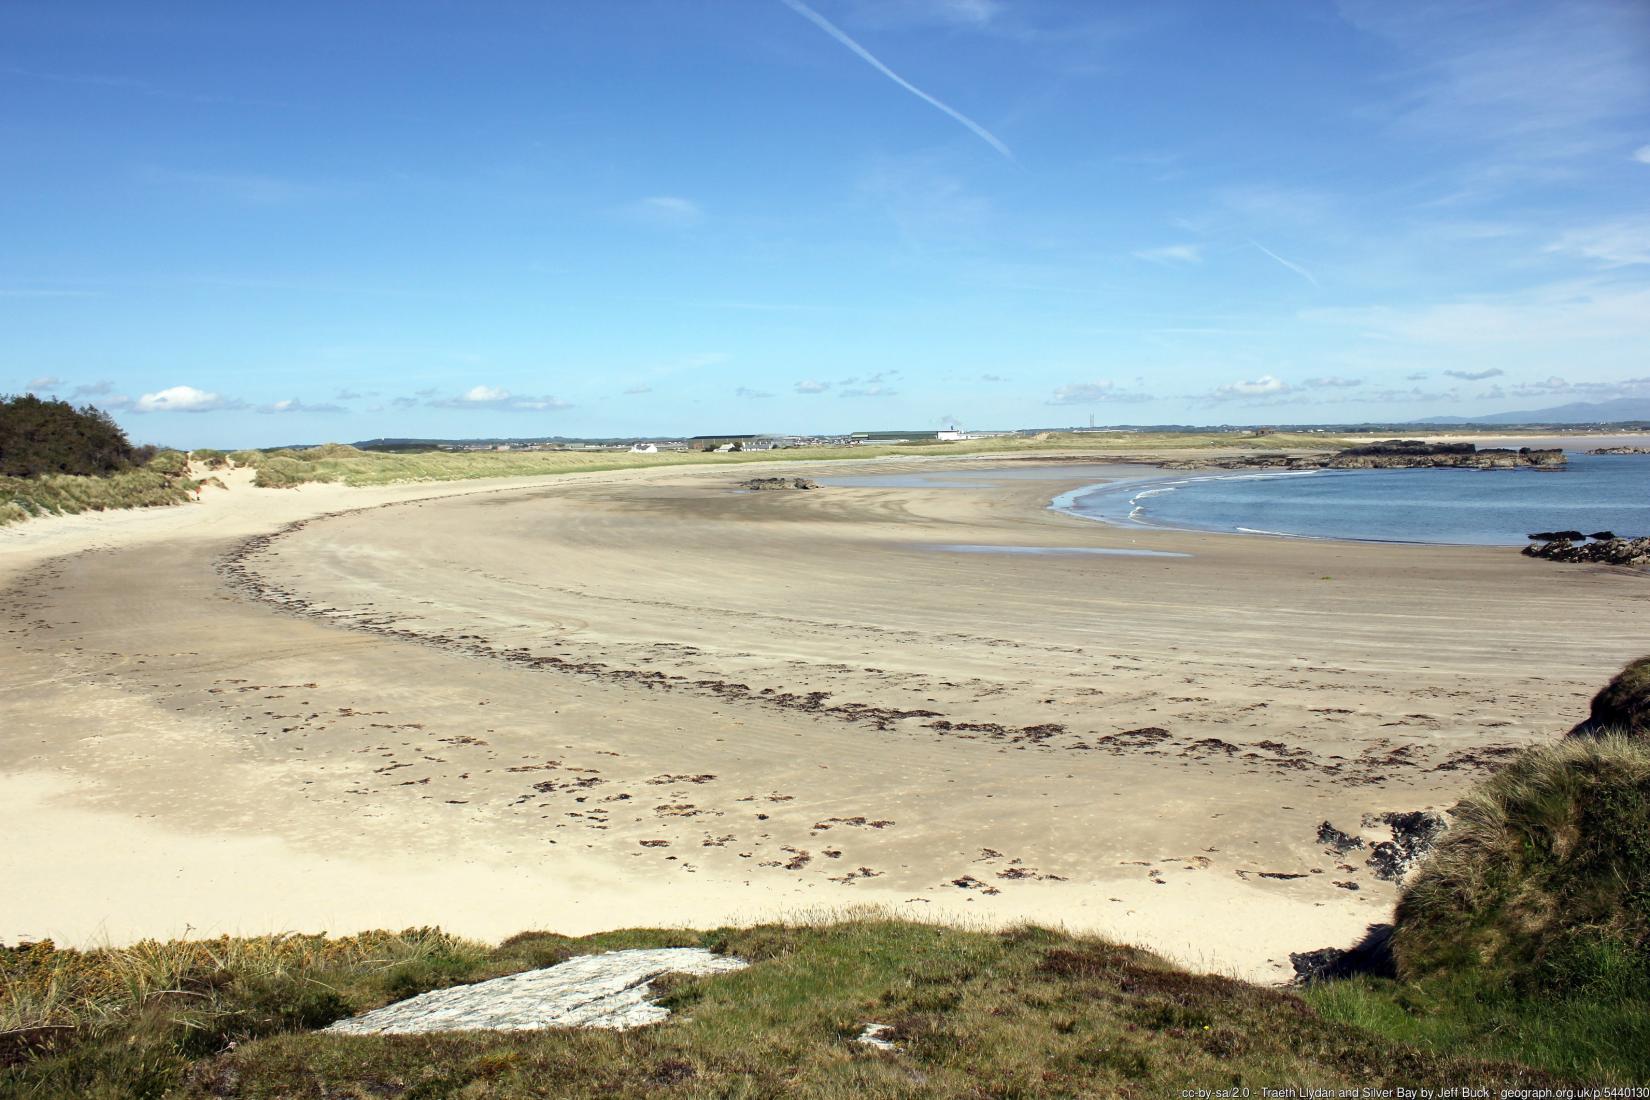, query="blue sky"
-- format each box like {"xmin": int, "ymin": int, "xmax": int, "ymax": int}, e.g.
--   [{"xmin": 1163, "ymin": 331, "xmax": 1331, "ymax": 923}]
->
[{"xmin": 3, "ymin": 0, "xmax": 1647, "ymax": 446}]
